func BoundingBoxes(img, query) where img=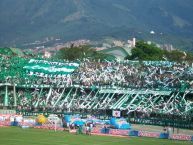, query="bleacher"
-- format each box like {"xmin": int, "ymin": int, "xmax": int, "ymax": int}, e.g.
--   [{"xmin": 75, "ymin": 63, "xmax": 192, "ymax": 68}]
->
[{"xmin": 0, "ymin": 48, "xmax": 193, "ymax": 123}]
